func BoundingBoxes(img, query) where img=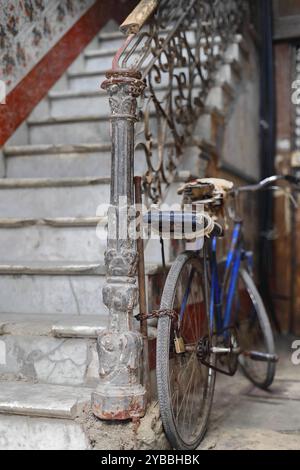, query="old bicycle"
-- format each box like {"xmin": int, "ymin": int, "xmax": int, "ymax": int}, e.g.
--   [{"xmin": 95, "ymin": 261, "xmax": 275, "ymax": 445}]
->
[{"xmin": 144, "ymin": 174, "xmax": 299, "ymax": 450}]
